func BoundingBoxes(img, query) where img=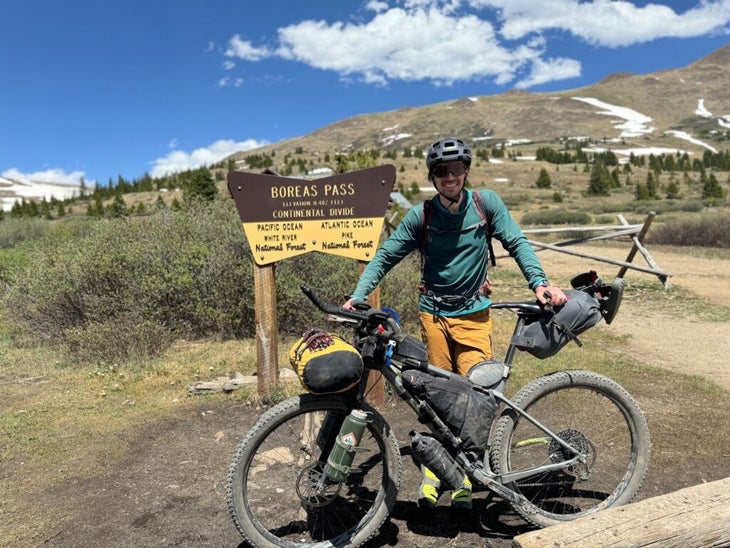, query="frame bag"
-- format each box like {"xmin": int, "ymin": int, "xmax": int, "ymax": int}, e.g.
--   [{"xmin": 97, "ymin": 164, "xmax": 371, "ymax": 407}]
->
[{"xmin": 401, "ymin": 370, "xmax": 497, "ymax": 458}]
